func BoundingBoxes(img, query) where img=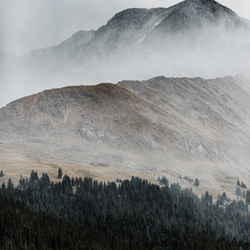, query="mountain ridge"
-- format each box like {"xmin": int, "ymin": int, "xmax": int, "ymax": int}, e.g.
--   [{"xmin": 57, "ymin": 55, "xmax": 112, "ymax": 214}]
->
[
  {"xmin": 27, "ymin": 0, "xmax": 250, "ymax": 64},
  {"xmin": 1, "ymin": 1, "xmax": 250, "ymax": 198},
  {"xmin": 1, "ymin": 76, "xmax": 250, "ymax": 196},
  {"xmin": 30, "ymin": 0, "xmax": 249, "ymax": 57}
]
